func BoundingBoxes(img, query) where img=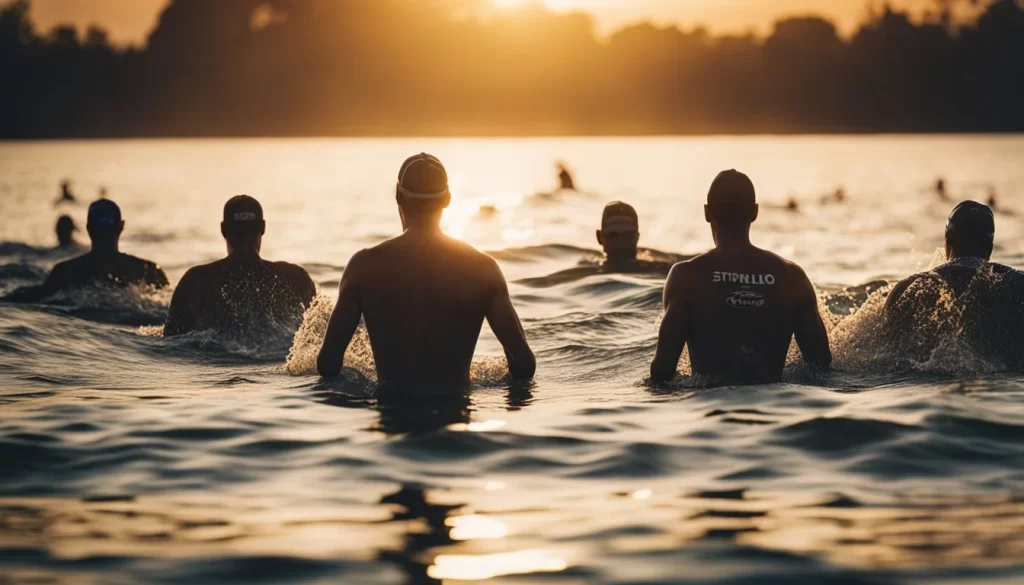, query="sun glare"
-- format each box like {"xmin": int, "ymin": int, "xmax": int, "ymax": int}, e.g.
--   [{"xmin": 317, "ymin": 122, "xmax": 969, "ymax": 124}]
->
[{"xmin": 493, "ymin": 0, "xmax": 529, "ymax": 8}]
